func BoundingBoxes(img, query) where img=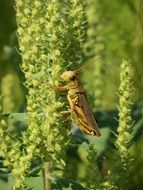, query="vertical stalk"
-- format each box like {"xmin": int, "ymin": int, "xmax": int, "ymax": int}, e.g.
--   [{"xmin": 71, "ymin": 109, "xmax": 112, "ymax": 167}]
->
[
  {"xmin": 133, "ymin": 0, "xmax": 143, "ymax": 96},
  {"xmin": 43, "ymin": 162, "xmax": 52, "ymax": 190},
  {"xmin": 15, "ymin": 0, "xmax": 87, "ymax": 189},
  {"xmin": 115, "ymin": 60, "xmax": 134, "ymax": 188},
  {"xmin": 15, "ymin": 1, "xmax": 71, "ymax": 189},
  {"xmin": 85, "ymin": 0, "xmax": 104, "ymax": 108},
  {"xmin": 116, "ymin": 60, "xmax": 133, "ymax": 162}
]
